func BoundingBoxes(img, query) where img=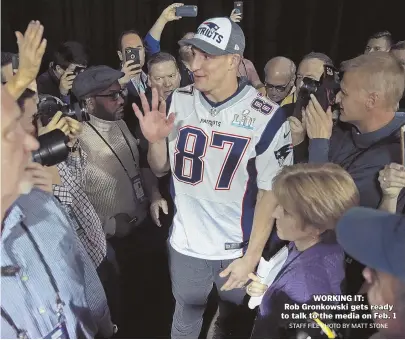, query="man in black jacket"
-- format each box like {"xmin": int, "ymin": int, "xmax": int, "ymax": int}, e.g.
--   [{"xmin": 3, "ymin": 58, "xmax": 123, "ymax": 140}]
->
[{"xmin": 37, "ymin": 41, "xmax": 88, "ymax": 103}]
